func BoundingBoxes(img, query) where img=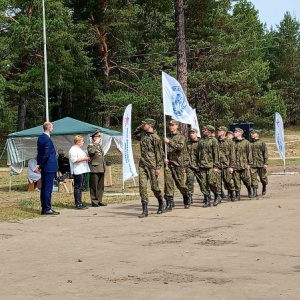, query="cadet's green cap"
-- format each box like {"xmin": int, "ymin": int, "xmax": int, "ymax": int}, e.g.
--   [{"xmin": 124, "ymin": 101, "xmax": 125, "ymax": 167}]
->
[
  {"xmin": 189, "ymin": 128, "xmax": 198, "ymax": 133},
  {"xmin": 234, "ymin": 127, "xmax": 244, "ymax": 134},
  {"xmin": 91, "ymin": 130, "xmax": 101, "ymax": 138},
  {"xmin": 203, "ymin": 125, "xmax": 215, "ymax": 132},
  {"xmin": 142, "ymin": 118, "xmax": 156, "ymax": 125},
  {"xmin": 250, "ymin": 128, "xmax": 260, "ymax": 134},
  {"xmin": 218, "ymin": 126, "xmax": 228, "ymax": 132},
  {"xmin": 169, "ymin": 119, "xmax": 179, "ymax": 125},
  {"xmin": 226, "ymin": 130, "xmax": 233, "ymax": 135}
]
